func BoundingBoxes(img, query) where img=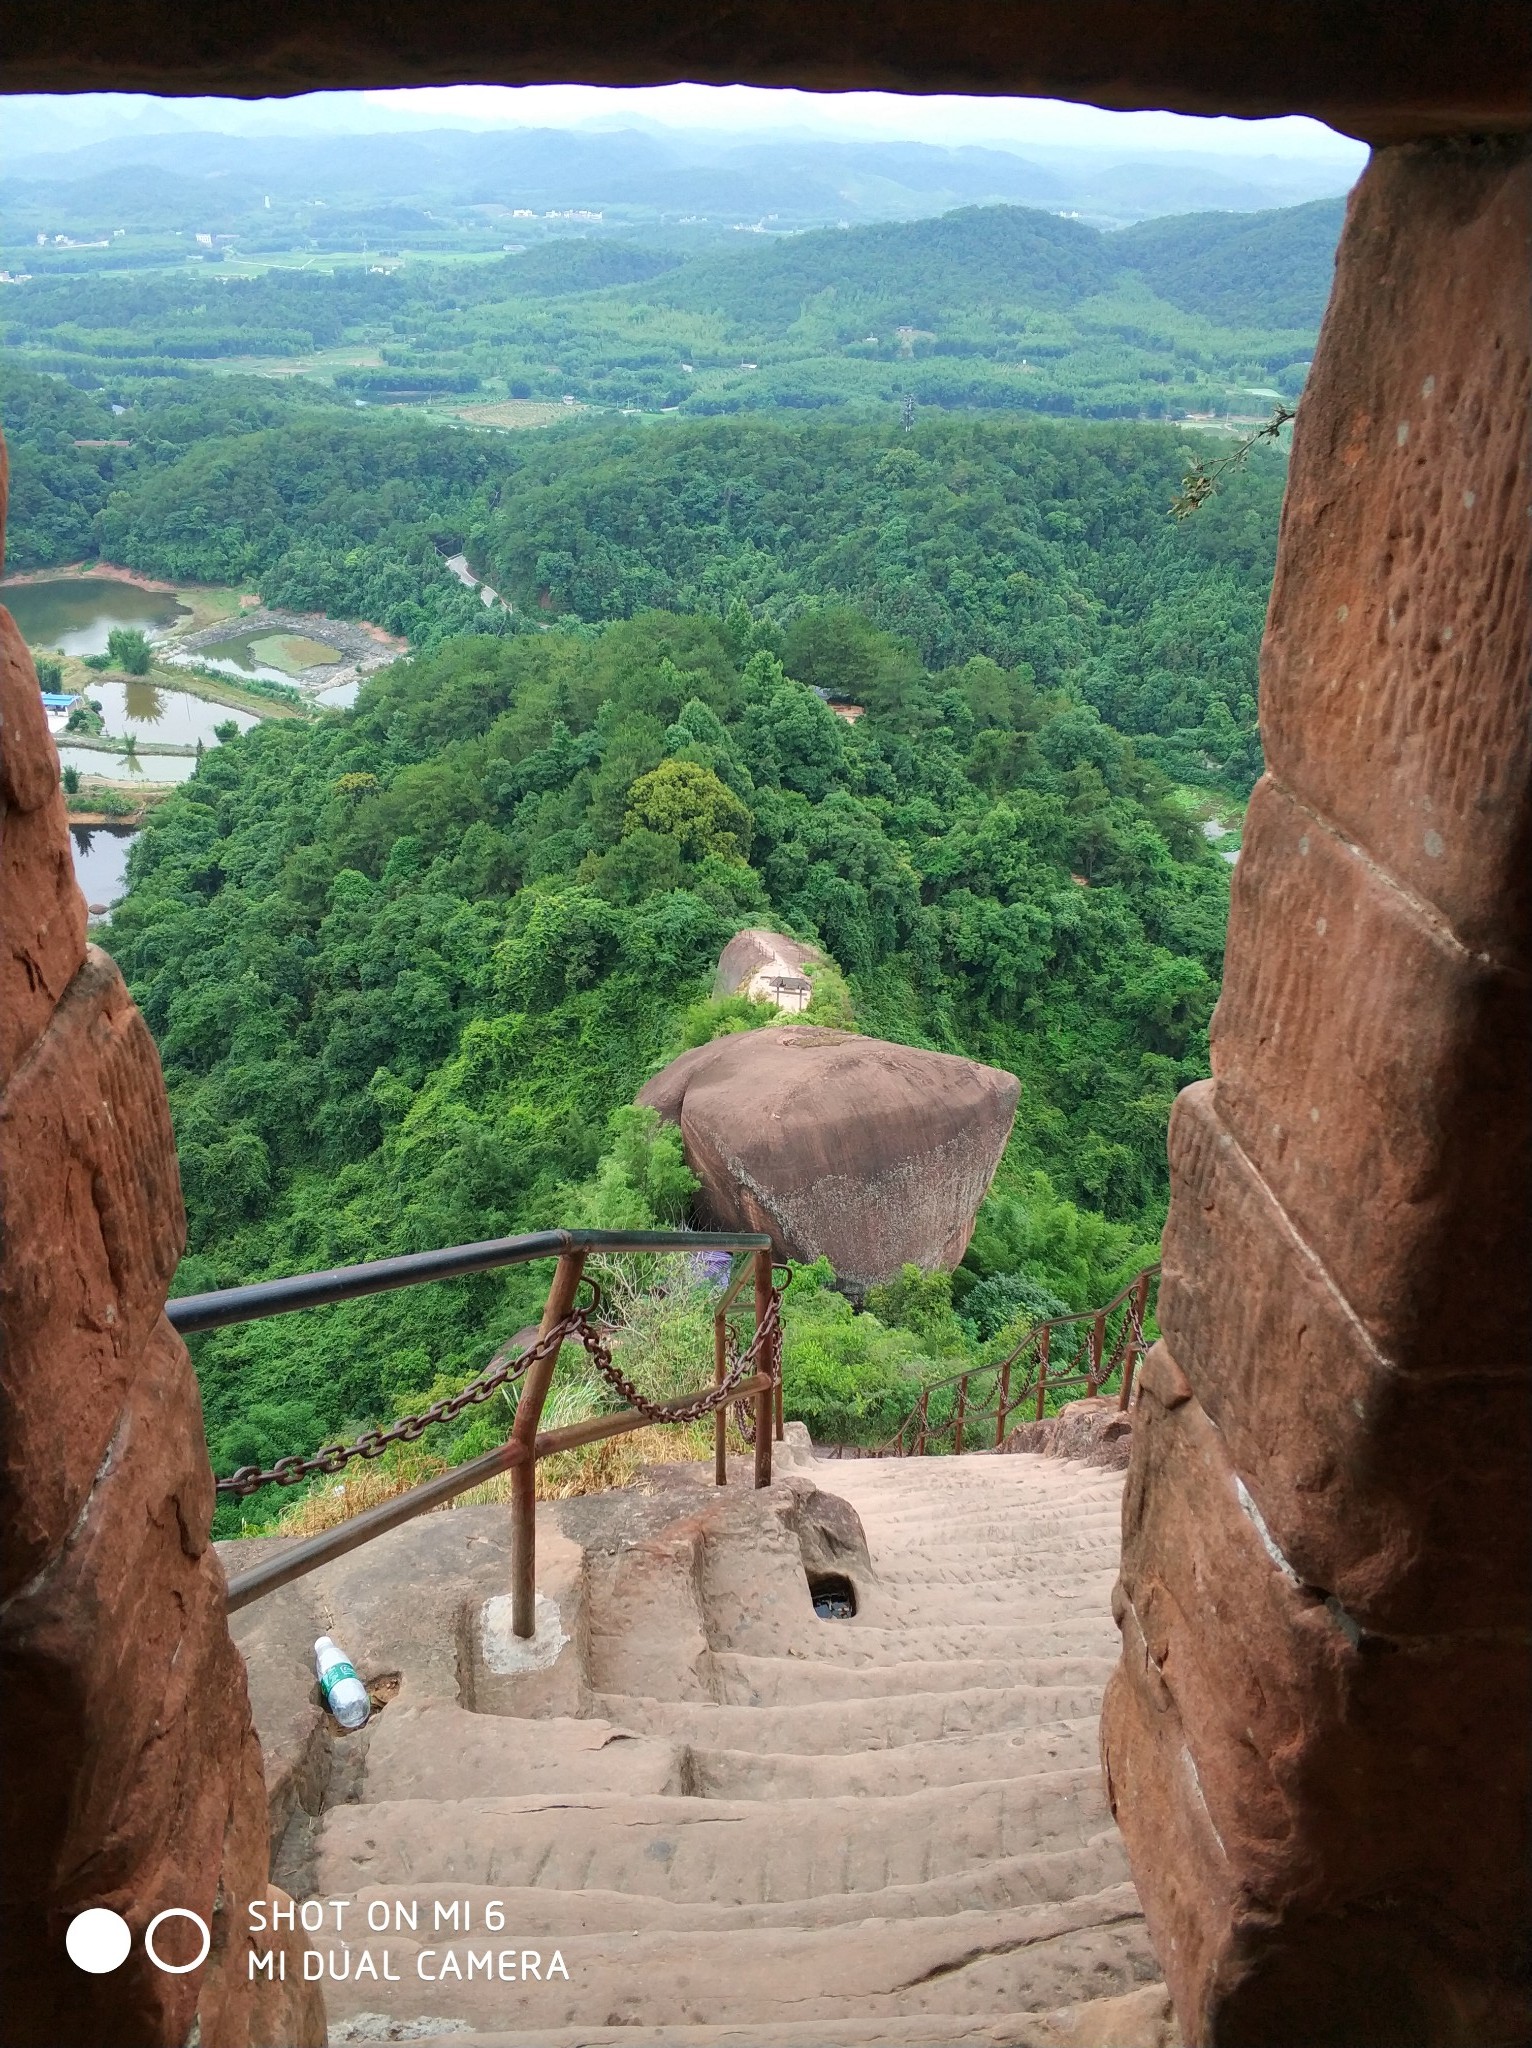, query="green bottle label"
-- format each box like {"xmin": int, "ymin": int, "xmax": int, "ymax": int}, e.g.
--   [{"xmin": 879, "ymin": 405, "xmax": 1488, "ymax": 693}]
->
[{"xmin": 320, "ymin": 1660, "xmax": 358, "ymax": 1698}]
